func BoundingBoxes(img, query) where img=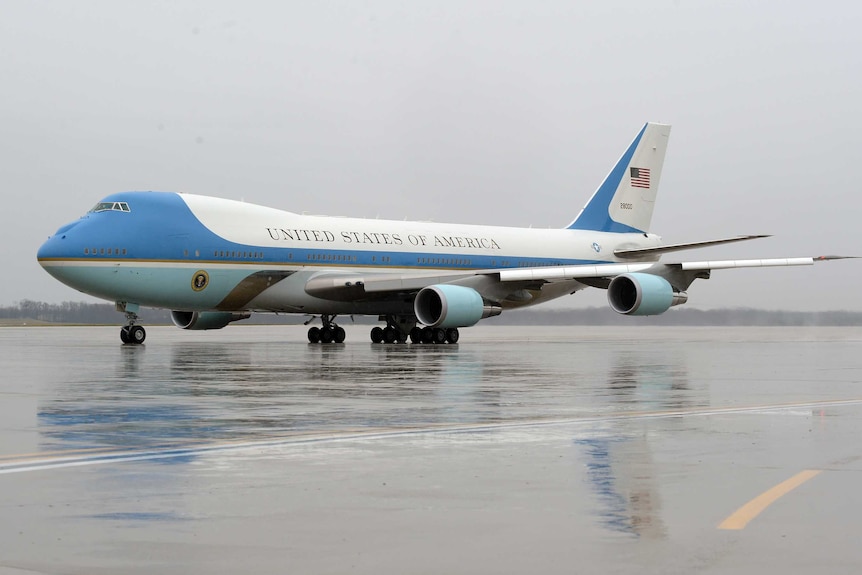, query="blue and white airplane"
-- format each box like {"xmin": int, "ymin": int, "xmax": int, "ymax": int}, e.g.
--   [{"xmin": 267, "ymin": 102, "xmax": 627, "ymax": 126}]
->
[{"xmin": 37, "ymin": 123, "xmax": 846, "ymax": 344}]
